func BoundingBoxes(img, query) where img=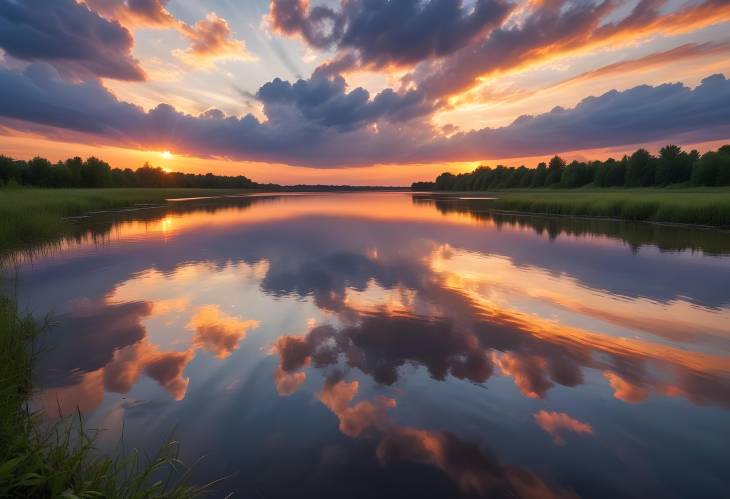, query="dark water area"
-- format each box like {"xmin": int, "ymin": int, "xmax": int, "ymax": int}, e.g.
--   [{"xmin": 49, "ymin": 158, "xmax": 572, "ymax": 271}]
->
[{"xmin": 9, "ymin": 193, "xmax": 730, "ymax": 498}]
